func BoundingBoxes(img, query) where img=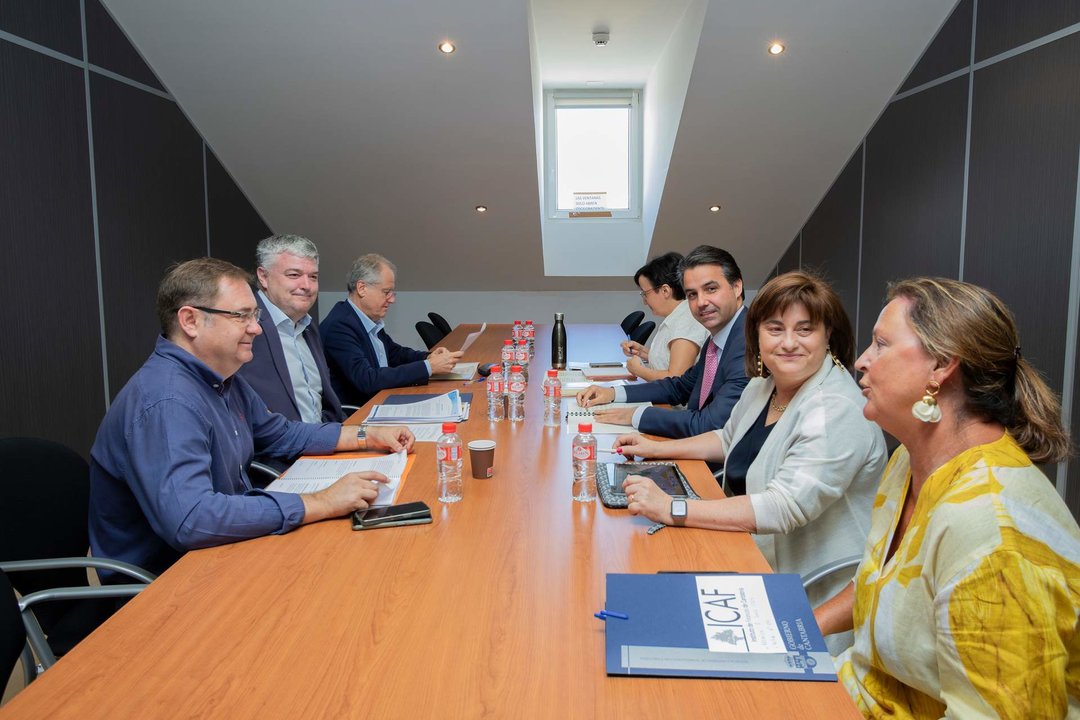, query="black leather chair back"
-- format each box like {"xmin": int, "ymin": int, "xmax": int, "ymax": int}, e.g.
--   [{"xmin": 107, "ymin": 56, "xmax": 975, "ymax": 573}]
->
[
  {"xmin": 0, "ymin": 570, "xmax": 25, "ymax": 690},
  {"xmin": 620, "ymin": 311, "xmax": 644, "ymax": 336},
  {"xmin": 630, "ymin": 320, "xmax": 655, "ymax": 345},
  {"xmin": 416, "ymin": 321, "xmax": 446, "ymax": 350},
  {"xmin": 427, "ymin": 312, "xmax": 453, "ymax": 337},
  {"xmin": 0, "ymin": 437, "xmax": 114, "ymax": 655}
]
